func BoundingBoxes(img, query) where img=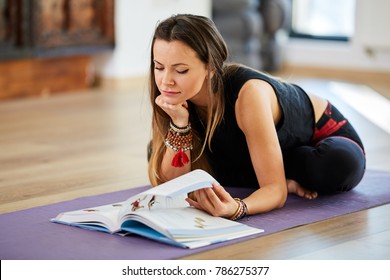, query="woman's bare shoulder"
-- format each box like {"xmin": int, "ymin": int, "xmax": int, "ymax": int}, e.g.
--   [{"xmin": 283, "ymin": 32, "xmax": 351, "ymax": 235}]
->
[{"xmin": 236, "ymin": 79, "xmax": 281, "ymax": 126}]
